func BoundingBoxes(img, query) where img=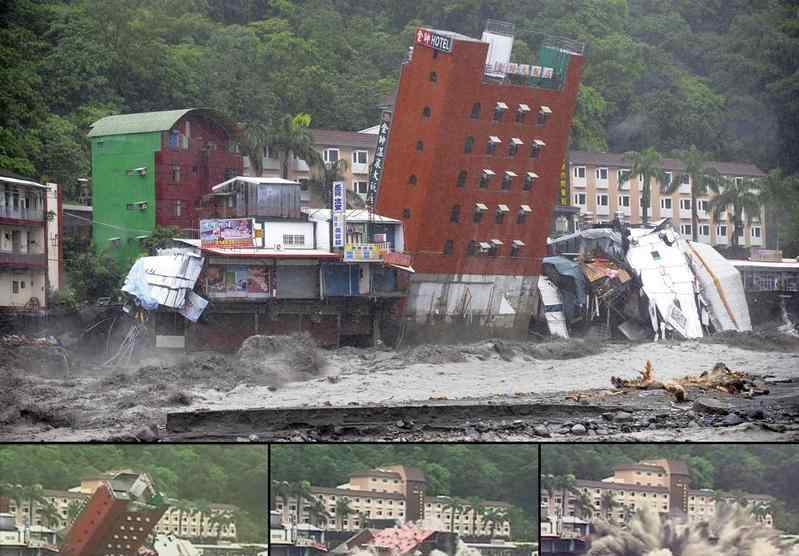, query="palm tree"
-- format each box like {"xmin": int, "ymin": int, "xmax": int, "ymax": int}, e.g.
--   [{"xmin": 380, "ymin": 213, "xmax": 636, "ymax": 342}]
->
[
  {"xmin": 356, "ymin": 511, "xmax": 369, "ymax": 529},
  {"xmin": 334, "ymin": 497, "xmax": 354, "ymax": 530},
  {"xmin": 620, "ymin": 147, "xmax": 668, "ymax": 226},
  {"xmin": 209, "ymin": 510, "xmax": 236, "ymax": 543},
  {"xmin": 311, "ymin": 158, "xmax": 351, "ymax": 207},
  {"xmin": 266, "ymin": 113, "xmax": 323, "ymax": 180},
  {"xmin": 442, "ymin": 497, "xmax": 467, "ymax": 533},
  {"xmin": 665, "ymin": 144, "xmax": 720, "ymax": 241},
  {"xmin": 554, "ymin": 474, "xmax": 579, "ymax": 518},
  {"xmin": 751, "ymin": 502, "xmax": 770, "ymax": 523},
  {"xmin": 753, "ymin": 169, "xmax": 799, "ymax": 250},
  {"xmin": 573, "ymin": 491, "xmax": 594, "ymax": 520},
  {"xmin": 39, "ymin": 502, "xmax": 62, "ymax": 530},
  {"xmin": 239, "ymin": 120, "xmax": 270, "ymax": 177},
  {"xmin": 307, "ymin": 497, "xmax": 329, "ymax": 528},
  {"xmin": 708, "ymin": 176, "xmax": 762, "ymax": 251},
  {"xmin": 289, "ymin": 481, "xmax": 314, "ymax": 527},
  {"xmin": 64, "ymin": 499, "xmax": 86, "ymax": 529},
  {"xmin": 22, "ymin": 485, "xmax": 47, "ymax": 528},
  {"xmin": 599, "ymin": 491, "xmax": 620, "ymax": 522},
  {"xmin": 271, "ymin": 480, "xmax": 292, "ymax": 512},
  {"xmin": 465, "ymin": 496, "xmax": 486, "ymax": 537},
  {"xmin": 193, "ymin": 500, "xmax": 212, "ymax": 541},
  {"xmin": 0, "ymin": 483, "xmax": 24, "ymax": 516},
  {"xmin": 172, "ymin": 500, "xmax": 195, "ymax": 538},
  {"xmin": 541, "ymin": 475, "xmax": 557, "ymax": 516},
  {"xmin": 480, "ymin": 507, "xmax": 507, "ymax": 538}
]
